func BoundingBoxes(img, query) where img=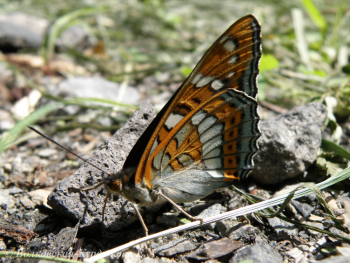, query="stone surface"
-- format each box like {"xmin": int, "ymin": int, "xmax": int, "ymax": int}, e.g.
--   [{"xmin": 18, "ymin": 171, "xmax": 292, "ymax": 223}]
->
[
  {"xmin": 305, "ymin": 222, "xmax": 324, "ymax": 236},
  {"xmin": 186, "ymin": 237, "xmax": 242, "ymax": 261},
  {"xmin": 156, "ymin": 214, "xmax": 179, "ymax": 228},
  {"xmin": 228, "ymin": 224, "xmax": 260, "ymax": 241},
  {"xmin": 47, "ymin": 101, "xmax": 158, "ymax": 232},
  {"xmin": 197, "ymin": 203, "xmax": 225, "ymax": 230},
  {"xmin": 229, "ymin": 238, "xmax": 283, "ymax": 263},
  {"xmin": 53, "ymin": 77, "xmax": 141, "ymax": 106},
  {"xmin": 251, "ymin": 102, "xmax": 327, "ymax": 184},
  {"xmin": 216, "ymin": 219, "xmax": 241, "ymax": 237},
  {"xmin": 154, "ymin": 237, "xmax": 198, "ymax": 256},
  {"xmin": 0, "ymin": 12, "xmax": 89, "ymax": 50},
  {"xmin": 291, "ymin": 200, "xmax": 314, "ymax": 219},
  {"xmin": 267, "ymin": 217, "xmax": 298, "ymax": 239}
]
